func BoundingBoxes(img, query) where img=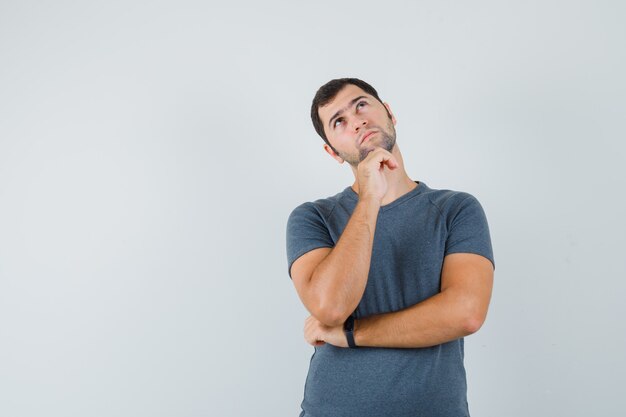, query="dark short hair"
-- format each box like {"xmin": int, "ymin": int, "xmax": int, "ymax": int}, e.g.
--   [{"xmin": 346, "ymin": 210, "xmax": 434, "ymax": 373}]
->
[{"xmin": 310, "ymin": 78, "xmax": 384, "ymax": 149}]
